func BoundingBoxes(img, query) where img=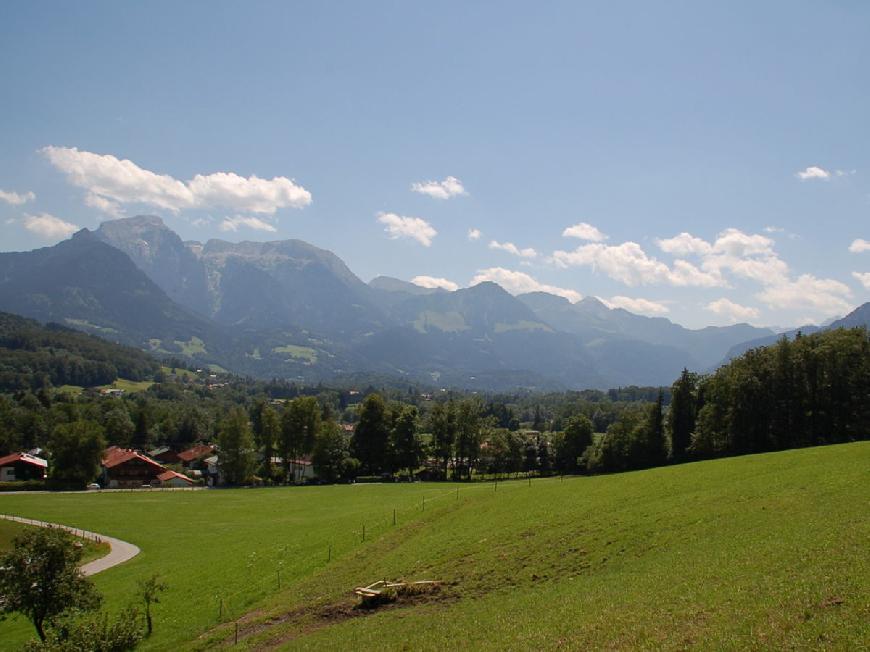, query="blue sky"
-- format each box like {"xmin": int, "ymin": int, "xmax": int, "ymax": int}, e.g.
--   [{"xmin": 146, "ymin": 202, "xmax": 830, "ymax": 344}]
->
[{"xmin": 1, "ymin": 1, "xmax": 869, "ymax": 328}]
